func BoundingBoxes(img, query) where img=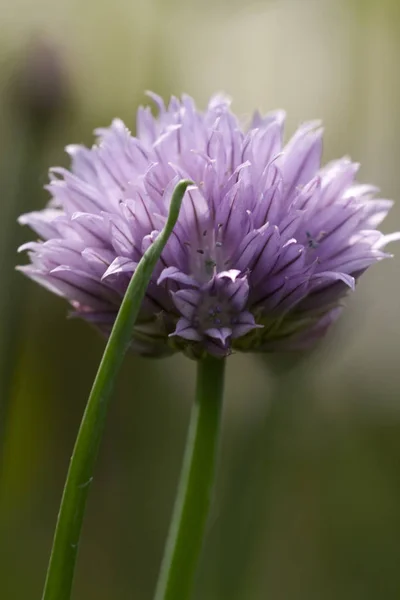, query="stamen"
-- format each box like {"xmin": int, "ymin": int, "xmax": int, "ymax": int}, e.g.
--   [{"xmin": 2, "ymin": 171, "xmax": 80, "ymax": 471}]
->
[
  {"xmin": 205, "ymin": 258, "xmax": 216, "ymax": 273},
  {"xmin": 306, "ymin": 231, "xmax": 319, "ymax": 249},
  {"xmin": 306, "ymin": 230, "xmax": 326, "ymax": 249}
]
